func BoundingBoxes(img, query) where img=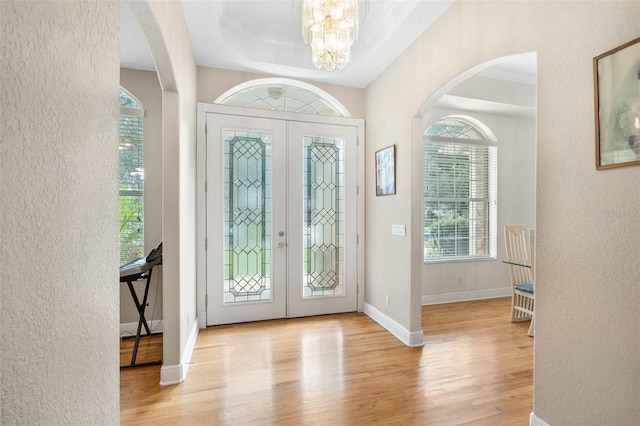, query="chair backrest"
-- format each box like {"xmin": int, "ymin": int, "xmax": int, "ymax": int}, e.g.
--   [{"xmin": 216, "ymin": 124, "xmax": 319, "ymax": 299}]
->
[
  {"xmin": 529, "ymin": 228, "xmax": 535, "ymax": 284},
  {"xmin": 504, "ymin": 225, "xmax": 533, "ymax": 286}
]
